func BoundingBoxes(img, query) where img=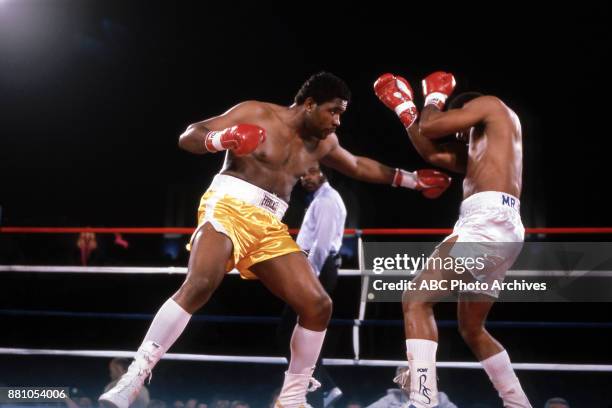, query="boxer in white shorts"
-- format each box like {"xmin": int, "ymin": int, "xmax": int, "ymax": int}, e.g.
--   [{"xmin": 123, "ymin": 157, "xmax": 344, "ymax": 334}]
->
[
  {"xmin": 449, "ymin": 191, "xmax": 524, "ymax": 298},
  {"xmin": 374, "ymin": 71, "xmax": 532, "ymax": 407}
]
